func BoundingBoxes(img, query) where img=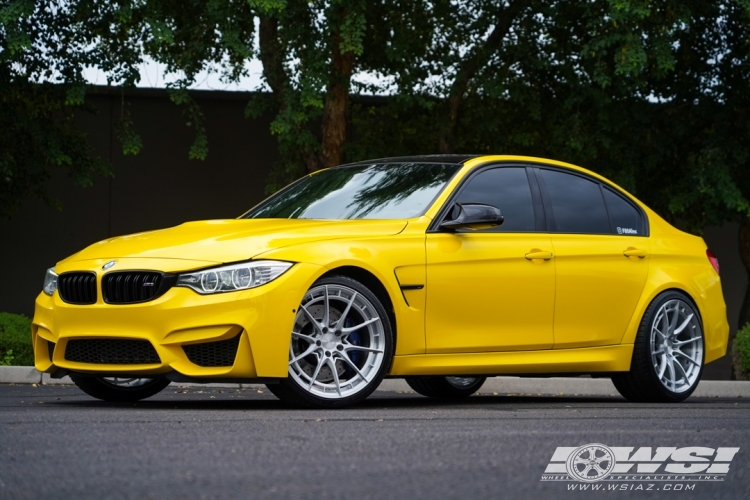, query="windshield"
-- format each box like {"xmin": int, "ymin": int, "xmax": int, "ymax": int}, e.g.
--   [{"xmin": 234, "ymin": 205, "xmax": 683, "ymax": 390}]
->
[{"xmin": 243, "ymin": 162, "xmax": 461, "ymax": 220}]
